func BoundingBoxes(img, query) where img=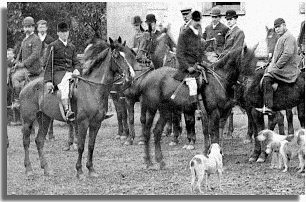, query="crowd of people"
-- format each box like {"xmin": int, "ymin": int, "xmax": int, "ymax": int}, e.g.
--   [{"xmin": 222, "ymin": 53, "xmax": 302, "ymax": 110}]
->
[{"xmin": 7, "ymin": 6, "xmax": 305, "ymax": 123}]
